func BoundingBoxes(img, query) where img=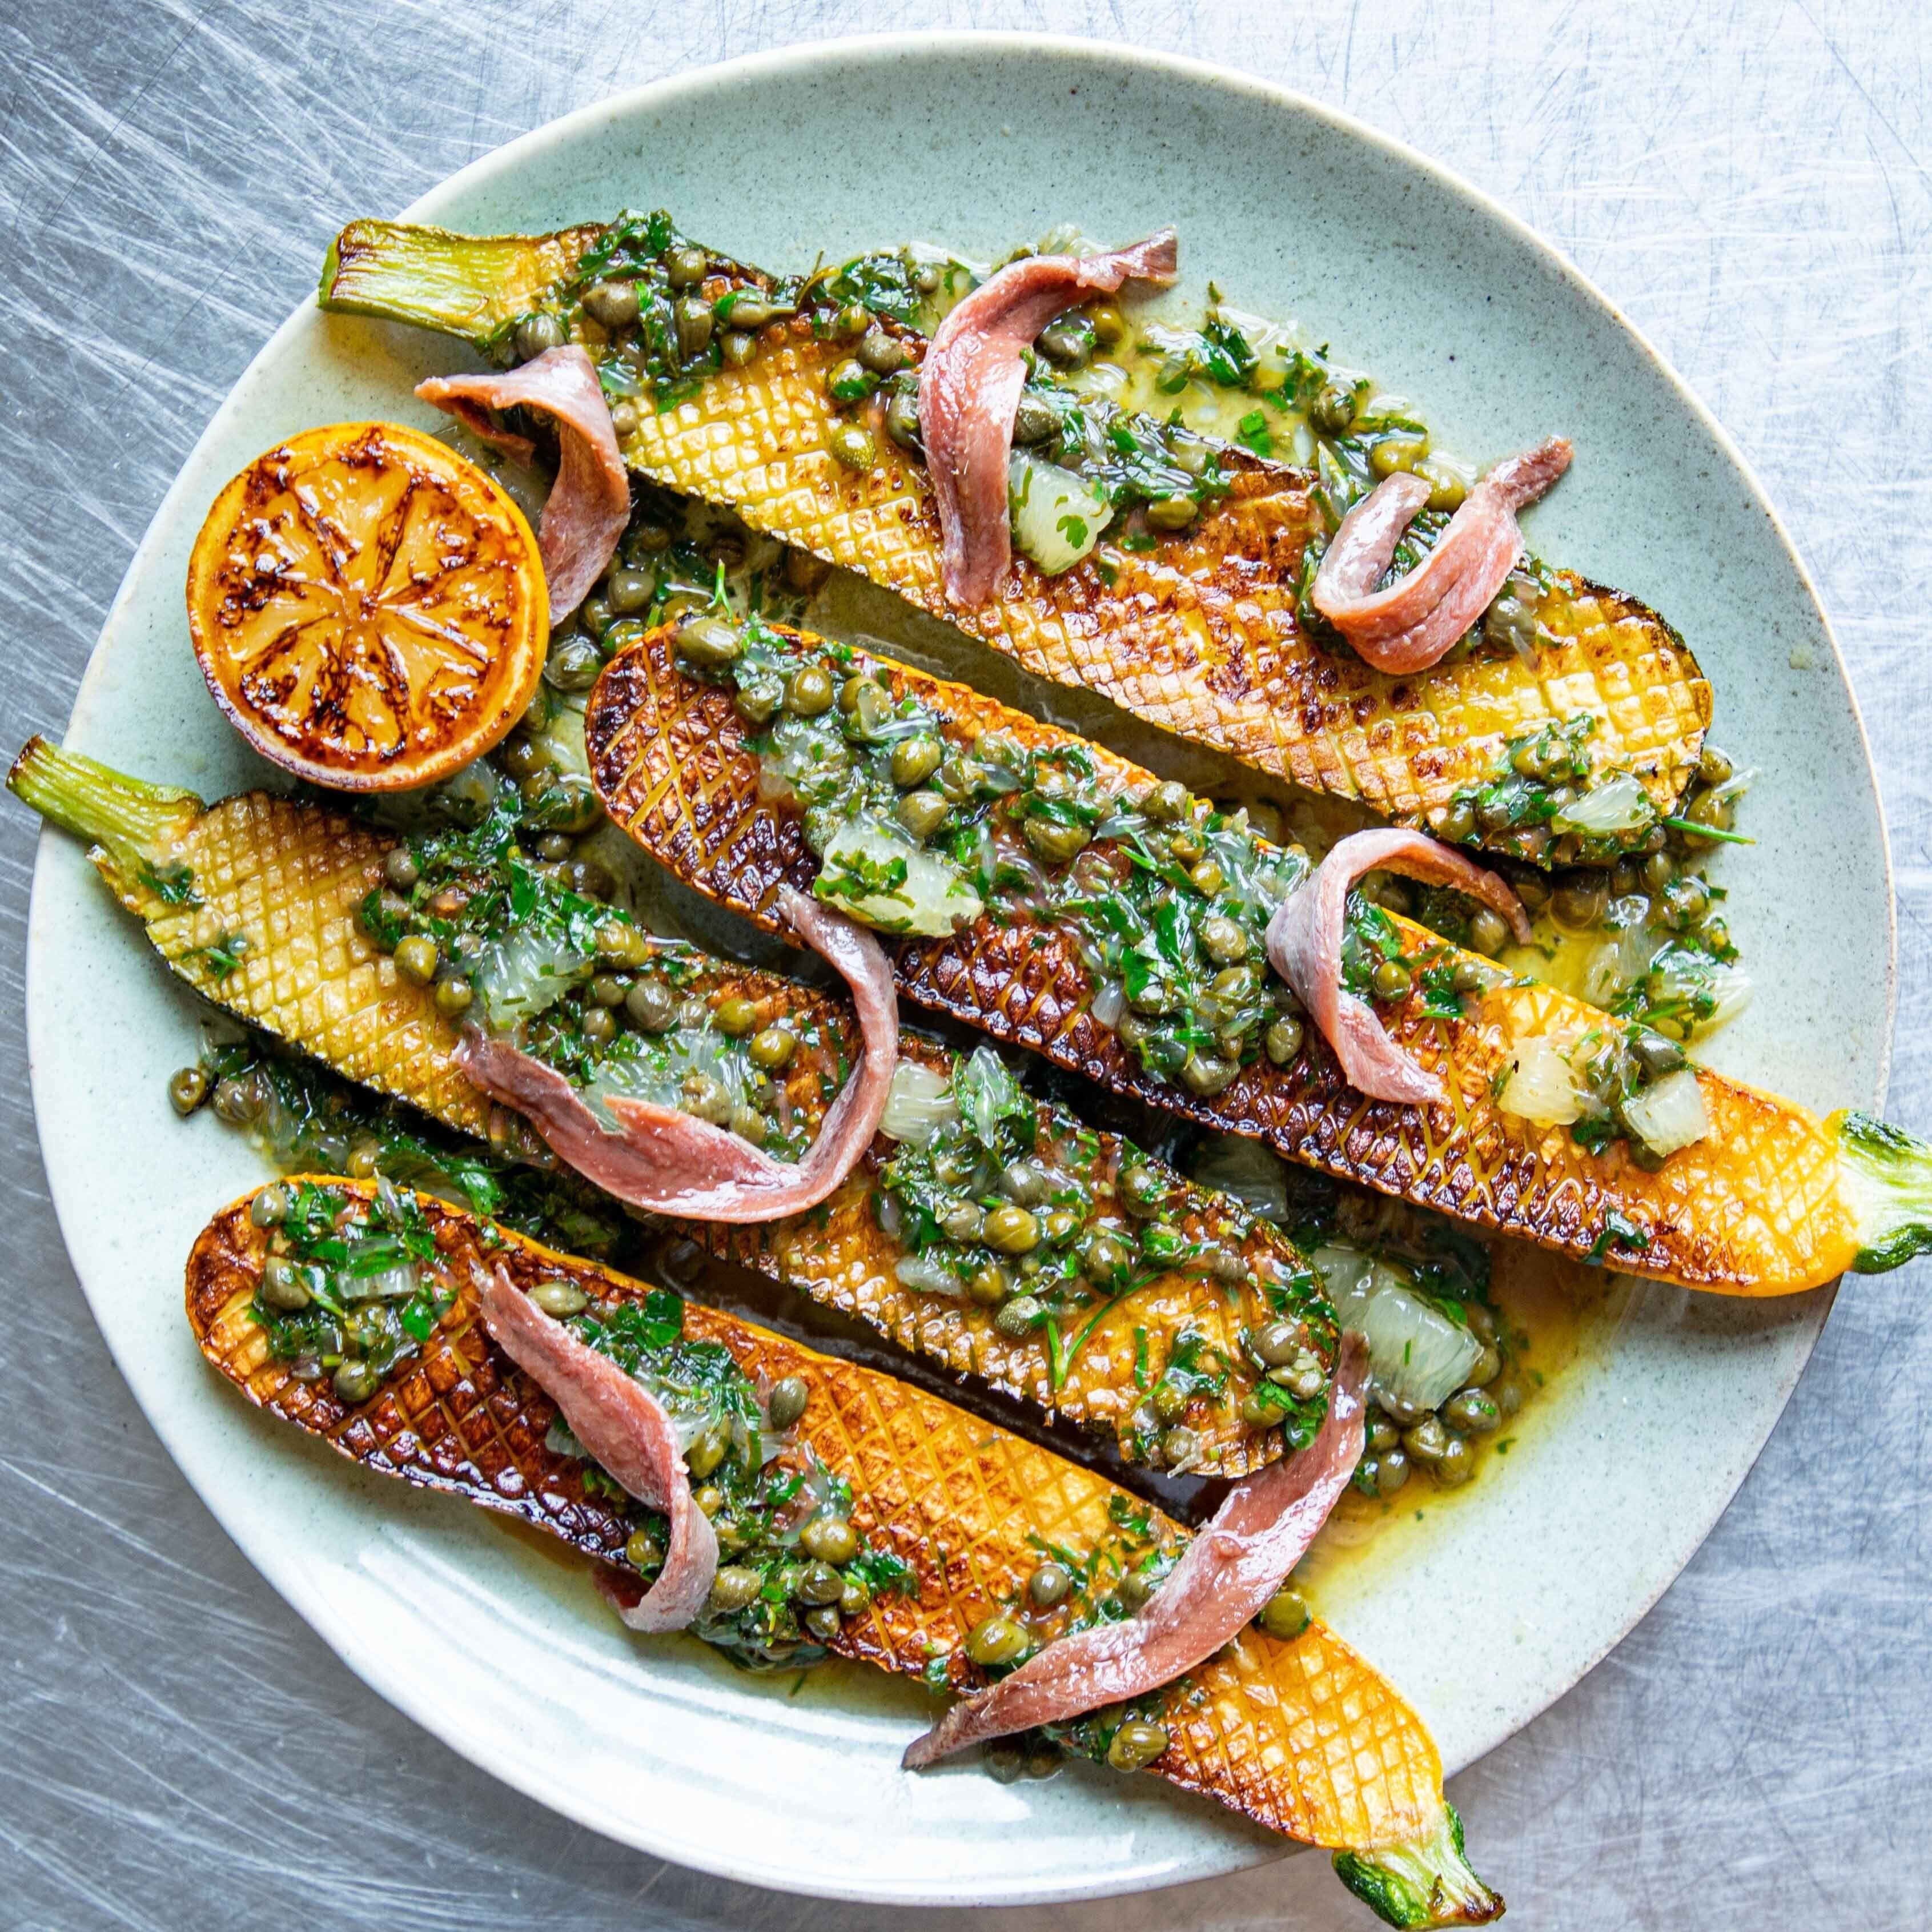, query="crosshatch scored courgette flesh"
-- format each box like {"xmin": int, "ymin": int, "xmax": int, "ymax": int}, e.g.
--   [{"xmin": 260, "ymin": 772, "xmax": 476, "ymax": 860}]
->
[
  {"xmin": 318, "ymin": 218, "xmax": 1712, "ymax": 850},
  {"xmin": 581, "ymin": 622, "xmax": 1932, "ymax": 1296},
  {"xmin": 184, "ymin": 1180, "xmax": 1453, "ymax": 1857},
  {"xmin": 10, "ymin": 738, "xmax": 1340, "ymax": 1475}
]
